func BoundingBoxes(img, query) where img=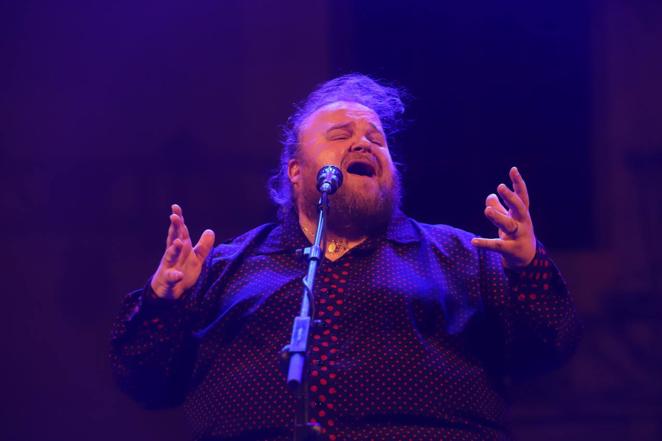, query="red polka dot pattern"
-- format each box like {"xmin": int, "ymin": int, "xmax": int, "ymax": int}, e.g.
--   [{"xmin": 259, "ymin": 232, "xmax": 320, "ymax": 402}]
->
[
  {"xmin": 306, "ymin": 260, "xmax": 351, "ymax": 439},
  {"xmin": 110, "ymin": 211, "xmax": 581, "ymax": 440}
]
